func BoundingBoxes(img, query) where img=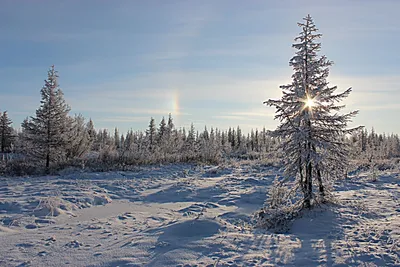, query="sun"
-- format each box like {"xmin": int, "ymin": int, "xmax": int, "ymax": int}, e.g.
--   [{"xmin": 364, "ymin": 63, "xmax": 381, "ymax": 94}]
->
[
  {"xmin": 305, "ymin": 97, "xmax": 315, "ymax": 108},
  {"xmin": 303, "ymin": 96, "xmax": 316, "ymax": 109}
]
